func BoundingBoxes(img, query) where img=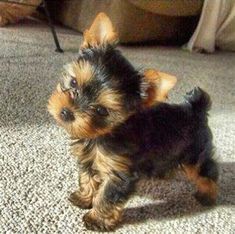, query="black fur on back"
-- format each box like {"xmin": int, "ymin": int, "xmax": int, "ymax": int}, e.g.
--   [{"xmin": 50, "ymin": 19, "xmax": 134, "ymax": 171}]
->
[
  {"xmin": 96, "ymin": 87, "xmax": 216, "ymax": 178},
  {"xmin": 185, "ymin": 87, "xmax": 212, "ymax": 115}
]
